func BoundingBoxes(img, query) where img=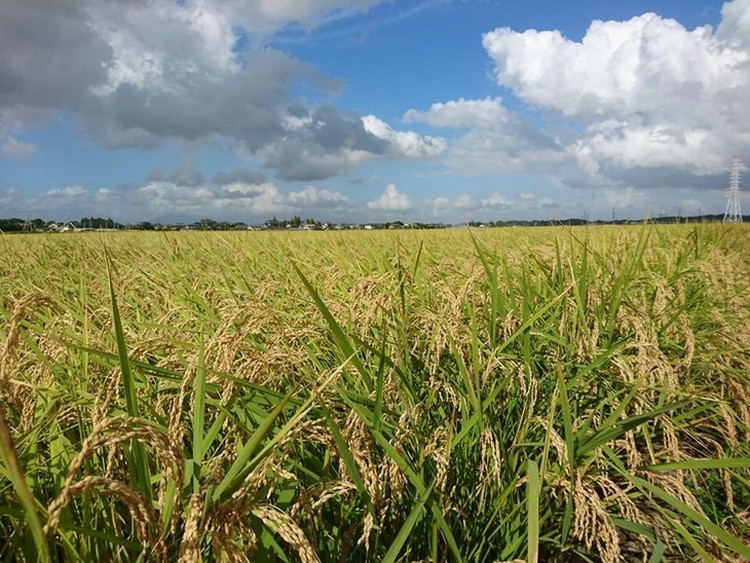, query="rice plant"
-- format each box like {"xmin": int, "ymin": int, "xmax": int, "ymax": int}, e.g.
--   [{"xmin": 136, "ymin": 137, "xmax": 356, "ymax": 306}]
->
[{"xmin": 0, "ymin": 224, "xmax": 748, "ymax": 561}]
